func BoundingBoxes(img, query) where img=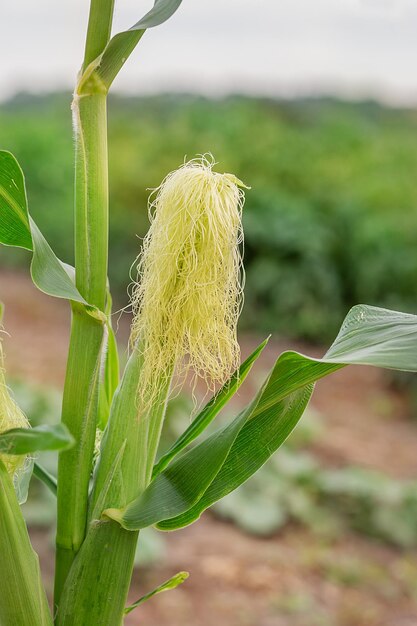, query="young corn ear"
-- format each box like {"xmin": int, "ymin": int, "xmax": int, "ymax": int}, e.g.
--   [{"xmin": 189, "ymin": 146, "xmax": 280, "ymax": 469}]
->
[
  {"xmin": 0, "ymin": 335, "xmax": 30, "ymax": 475},
  {"xmin": 131, "ymin": 156, "xmax": 247, "ymax": 405}
]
